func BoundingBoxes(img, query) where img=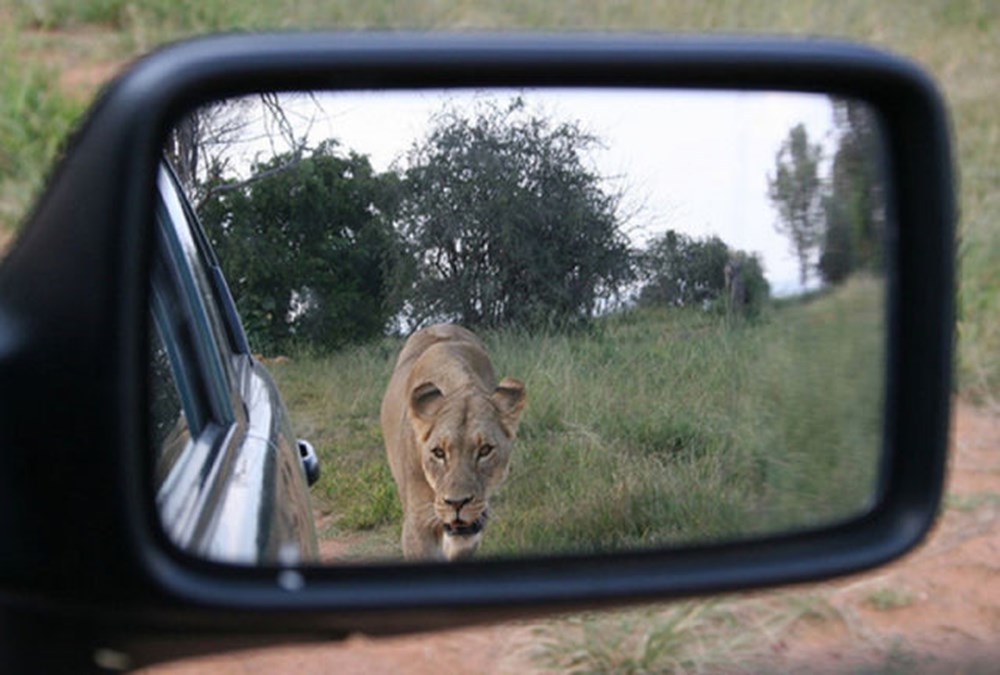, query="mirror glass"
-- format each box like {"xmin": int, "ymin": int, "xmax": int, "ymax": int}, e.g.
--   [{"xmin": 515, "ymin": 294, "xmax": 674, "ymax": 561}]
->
[{"xmin": 152, "ymin": 87, "xmax": 888, "ymax": 565}]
